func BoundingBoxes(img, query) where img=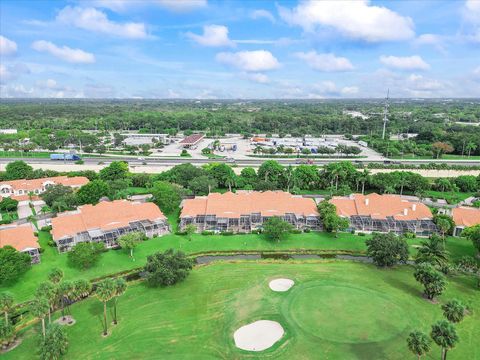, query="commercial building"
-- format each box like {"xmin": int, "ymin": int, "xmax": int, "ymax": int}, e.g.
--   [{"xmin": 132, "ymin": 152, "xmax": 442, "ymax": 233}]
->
[
  {"xmin": 0, "ymin": 224, "xmax": 40, "ymax": 263},
  {"xmin": 330, "ymin": 193, "xmax": 436, "ymax": 236},
  {"xmin": 121, "ymin": 133, "xmax": 170, "ymax": 146},
  {"xmin": 452, "ymin": 206, "xmax": 480, "ymax": 236},
  {"xmin": 180, "ymin": 191, "xmax": 321, "ymax": 233},
  {"xmin": 0, "ymin": 176, "xmax": 89, "ymax": 198},
  {"xmin": 179, "ymin": 133, "xmax": 205, "ymax": 148},
  {"xmin": 51, "ymin": 200, "xmax": 169, "ymax": 253}
]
